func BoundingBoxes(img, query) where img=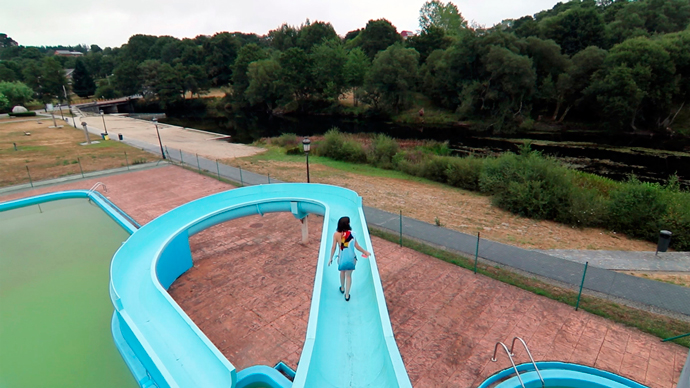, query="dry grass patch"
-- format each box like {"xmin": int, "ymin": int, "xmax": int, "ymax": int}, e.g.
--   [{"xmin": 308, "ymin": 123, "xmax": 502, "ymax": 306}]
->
[
  {"xmin": 625, "ymin": 271, "xmax": 690, "ymax": 288},
  {"xmin": 0, "ymin": 118, "xmax": 155, "ymax": 187}
]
